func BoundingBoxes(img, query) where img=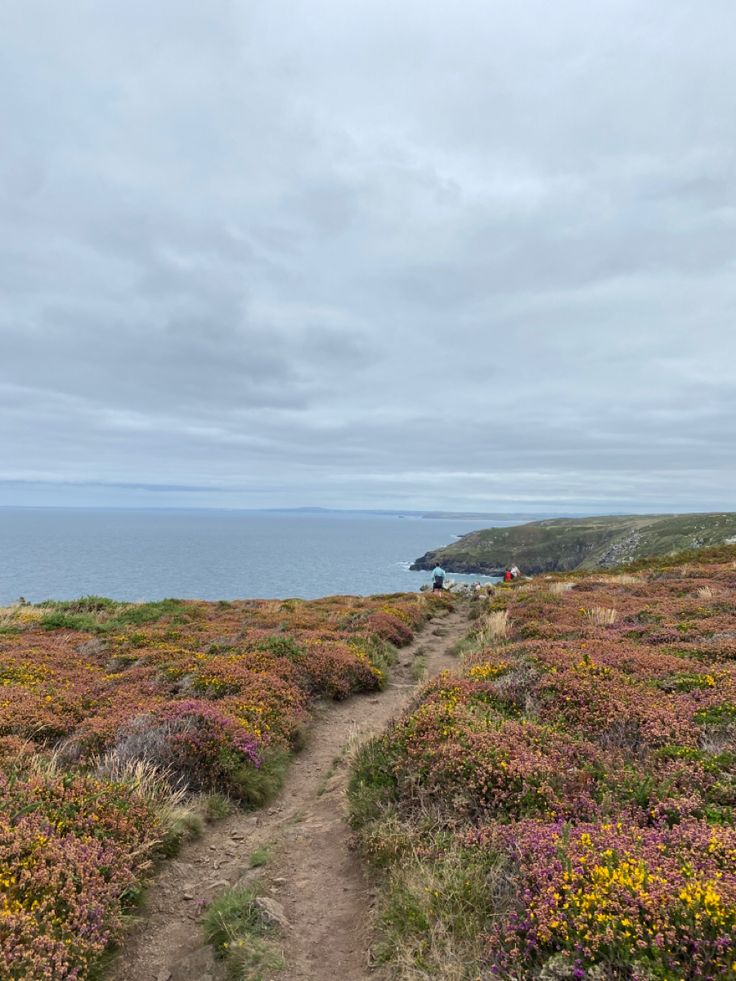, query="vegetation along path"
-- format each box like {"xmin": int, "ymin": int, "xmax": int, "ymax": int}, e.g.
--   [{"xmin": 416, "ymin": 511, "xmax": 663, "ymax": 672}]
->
[{"xmin": 110, "ymin": 605, "xmax": 470, "ymax": 981}]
